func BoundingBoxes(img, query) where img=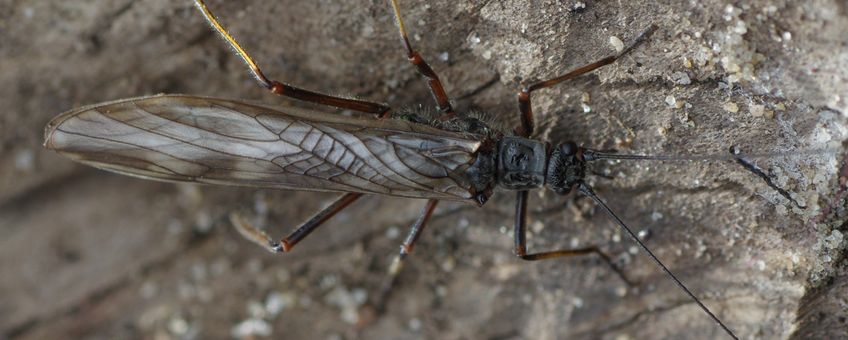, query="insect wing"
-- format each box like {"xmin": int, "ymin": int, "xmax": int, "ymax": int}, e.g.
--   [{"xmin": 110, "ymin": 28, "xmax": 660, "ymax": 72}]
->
[{"xmin": 44, "ymin": 95, "xmax": 484, "ymax": 203}]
